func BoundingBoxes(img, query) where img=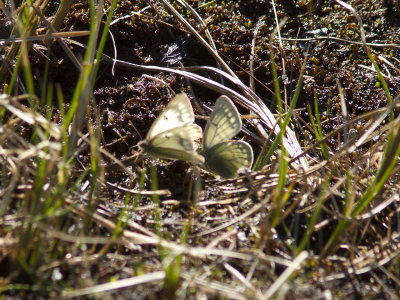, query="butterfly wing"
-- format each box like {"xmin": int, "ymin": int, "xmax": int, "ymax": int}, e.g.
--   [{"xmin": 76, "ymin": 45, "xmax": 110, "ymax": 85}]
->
[
  {"xmin": 203, "ymin": 141, "xmax": 253, "ymax": 179},
  {"xmin": 146, "ymin": 93, "xmax": 195, "ymax": 140},
  {"xmin": 203, "ymin": 96, "xmax": 242, "ymax": 149},
  {"xmin": 139, "ymin": 124, "xmax": 204, "ymax": 164}
]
